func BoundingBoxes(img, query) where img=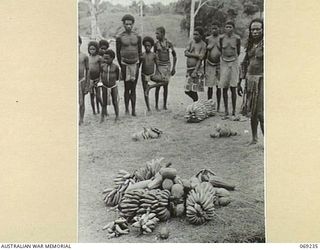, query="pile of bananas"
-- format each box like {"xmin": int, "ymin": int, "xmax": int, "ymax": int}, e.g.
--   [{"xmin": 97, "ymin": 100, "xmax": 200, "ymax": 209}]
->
[
  {"xmin": 102, "ymin": 217, "xmax": 129, "ymax": 238},
  {"xmin": 132, "ymin": 127, "xmax": 163, "ymax": 141},
  {"xmin": 103, "ymin": 170, "xmax": 135, "ymax": 206},
  {"xmin": 134, "ymin": 158, "xmax": 166, "ymax": 181},
  {"xmin": 132, "ymin": 211, "xmax": 160, "ymax": 234},
  {"xmin": 118, "ymin": 189, "xmax": 171, "ymax": 222},
  {"xmin": 200, "ymin": 99, "xmax": 216, "ymax": 117},
  {"xmin": 210, "ymin": 124, "xmax": 237, "ymax": 138},
  {"xmin": 185, "ymin": 101, "xmax": 208, "ymax": 123},
  {"xmin": 186, "ymin": 182, "xmax": 216, "ymax": 225}
]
